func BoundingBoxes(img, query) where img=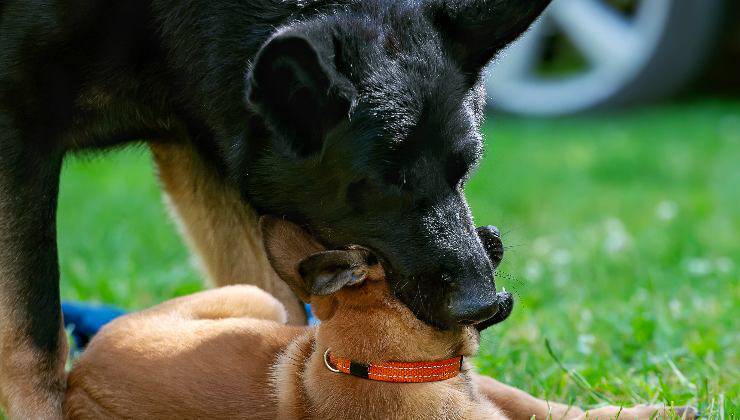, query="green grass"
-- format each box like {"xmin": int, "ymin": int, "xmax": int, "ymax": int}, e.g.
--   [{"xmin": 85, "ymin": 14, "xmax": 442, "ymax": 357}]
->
[{"xmin": 56, "ymin": 99, "xmax": 738, "ymax": 418}]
